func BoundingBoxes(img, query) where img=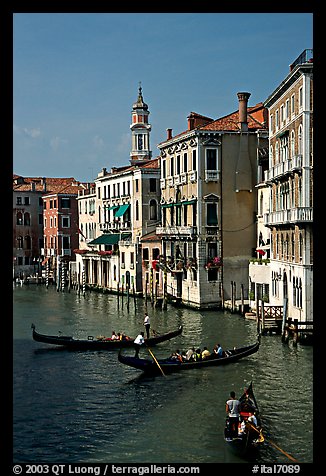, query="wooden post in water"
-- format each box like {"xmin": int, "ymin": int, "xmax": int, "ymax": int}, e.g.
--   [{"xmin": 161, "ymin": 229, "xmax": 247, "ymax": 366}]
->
[
  {"xmin": 163, "ymin": 268, "xmax": 167, "ymax": 310},
  {"xmin": 126, "ymin": 284, "xmax": 130, "ymax": 312},
  {"xmin": 231, "ymin": 281, "xmax": 234, "ymax": 313},
  {"xmin": 233, "ymin": 281, "xmax": 236, "ymax": 312},
  {"xmin": 121, "ymin": 284, "xmax": 124, "ymax": 308},
  {"xmin": 117, "ymin": 283, "xmax": 120, "ymax": 309},
  {"xmin": 132, "ymin": 283, "xmax": 136, "ymax": 312},
  {"xmin": 82, "ymin": 265, "xmax": 86, "ymax": 297},
  {"xmin": 46, "ymin": 260, "xmax": 49, "ymax": 289},
  {"xmin": 240, "ymin": 284, "xmax": 244, "ymax": 316},
  {"xmin": 255, "ymin": 293, "xmax": 260, "ymax": 334},
  {"xmin": 220, "ymin": 282, "xmax": 224, "ymax": 310},
  {"xmin": 150, "ymin": 268, "xmax": 154, "ymax": 307},
  {"xmin": 261, "ymin": 299, "xmax": 265, "ymax": 334},
  {"xmin": 145, "ymin": 274, "xmax": 148, "ymax": 306},
  {"xmin": 293, "ymin": 318, "xmax": 299, "ymax": 347},
  {"xmin": 281, "ymin": 297, "xmax": 288, "ymax": 342}
]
